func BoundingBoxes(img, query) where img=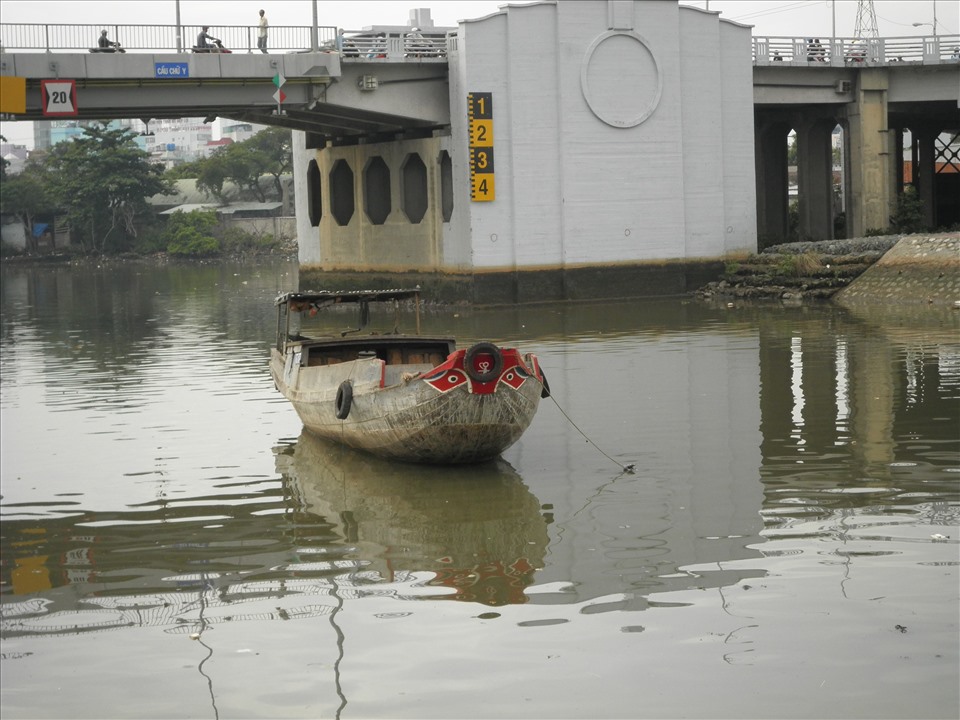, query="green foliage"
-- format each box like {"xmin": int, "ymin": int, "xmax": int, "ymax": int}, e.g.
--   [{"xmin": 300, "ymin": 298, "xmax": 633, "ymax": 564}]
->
[
  {"xmin": 219, "ymin": 226, "xmax": 281, "ymax": 254},
  {"xmin": 889, "ymin": 185, "xmax": 926, "ymax": 234},
  {"xmin": 196, "ymin": 155, "xmax": 230, "ymax": 202},
  {"xmin": 773, "ymin": 252, "xmax": 822, "ymax": 277},
  {"xmin": 164, "ymin": 158, "xmax": 207, "ymax": 180},
  {"xmin": 45, "ymin": 124, "xmax": 173, "ymax": 253},
  {"xmin": 864, "ymin": 227, "xmax": 887, "ymax": 237},
  {"xmin": 0, "ymin": 160, "xmax": 56, "ymax": 252},
  {"xmin": 162, "ymin": 210, "xmax": 220, "ymax": 256},
  {"xmin": 0, "ymin": 133, "xmax": 8, "ymax": 181},
  {"xmin": 165, "ymin": 208, "xmax": 218, "ymax": 236},
  {"xmin": 833, "ymin": 212, "xmax": 846, "ymax": 240},
  {"xmin": 788, "ymin": 200, "xmax": 800, "ymax": 240},
  {"xmin": 130, "ymin": 221, "xmax": 168, "ymax": 255},
  {"xmin": 167, "ymin": 227, "xmax": 219, "ymax": 257}
]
